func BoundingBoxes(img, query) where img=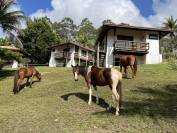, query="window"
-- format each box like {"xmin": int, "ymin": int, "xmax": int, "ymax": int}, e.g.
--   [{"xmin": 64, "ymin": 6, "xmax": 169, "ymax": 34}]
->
[
  {"xmin": 117, "ymin": 35, "xmax": 133, "ymax": 41},
  {"xmin": 149, "ymin": 34, "xmax": 158, "ymax": 40},
  {"xmin": 81, "ymin": 50, "xmax": 87, "ymax": 57}
]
